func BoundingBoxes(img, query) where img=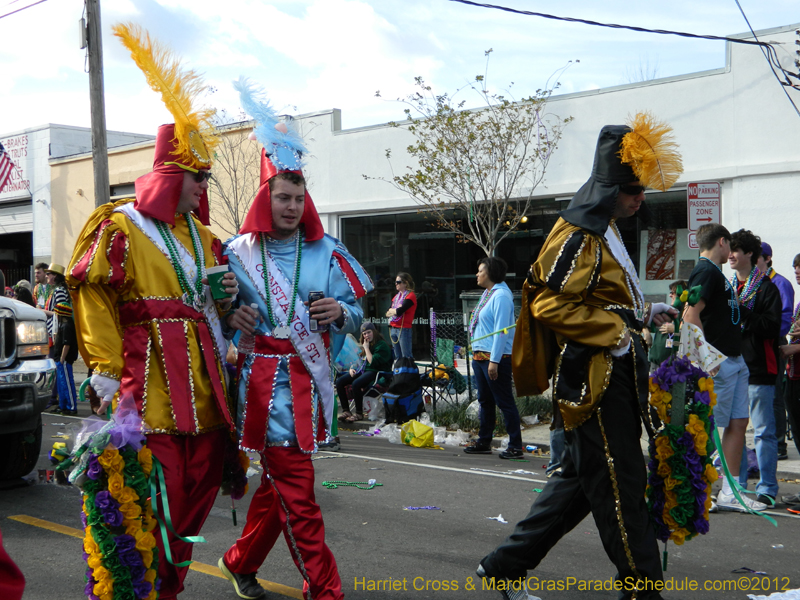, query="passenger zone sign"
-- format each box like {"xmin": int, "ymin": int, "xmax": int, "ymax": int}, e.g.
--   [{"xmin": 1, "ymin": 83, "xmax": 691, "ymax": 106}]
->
[{"xmin": 687, "ymin": 182, "xmax": 721, "ymax": 249}]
